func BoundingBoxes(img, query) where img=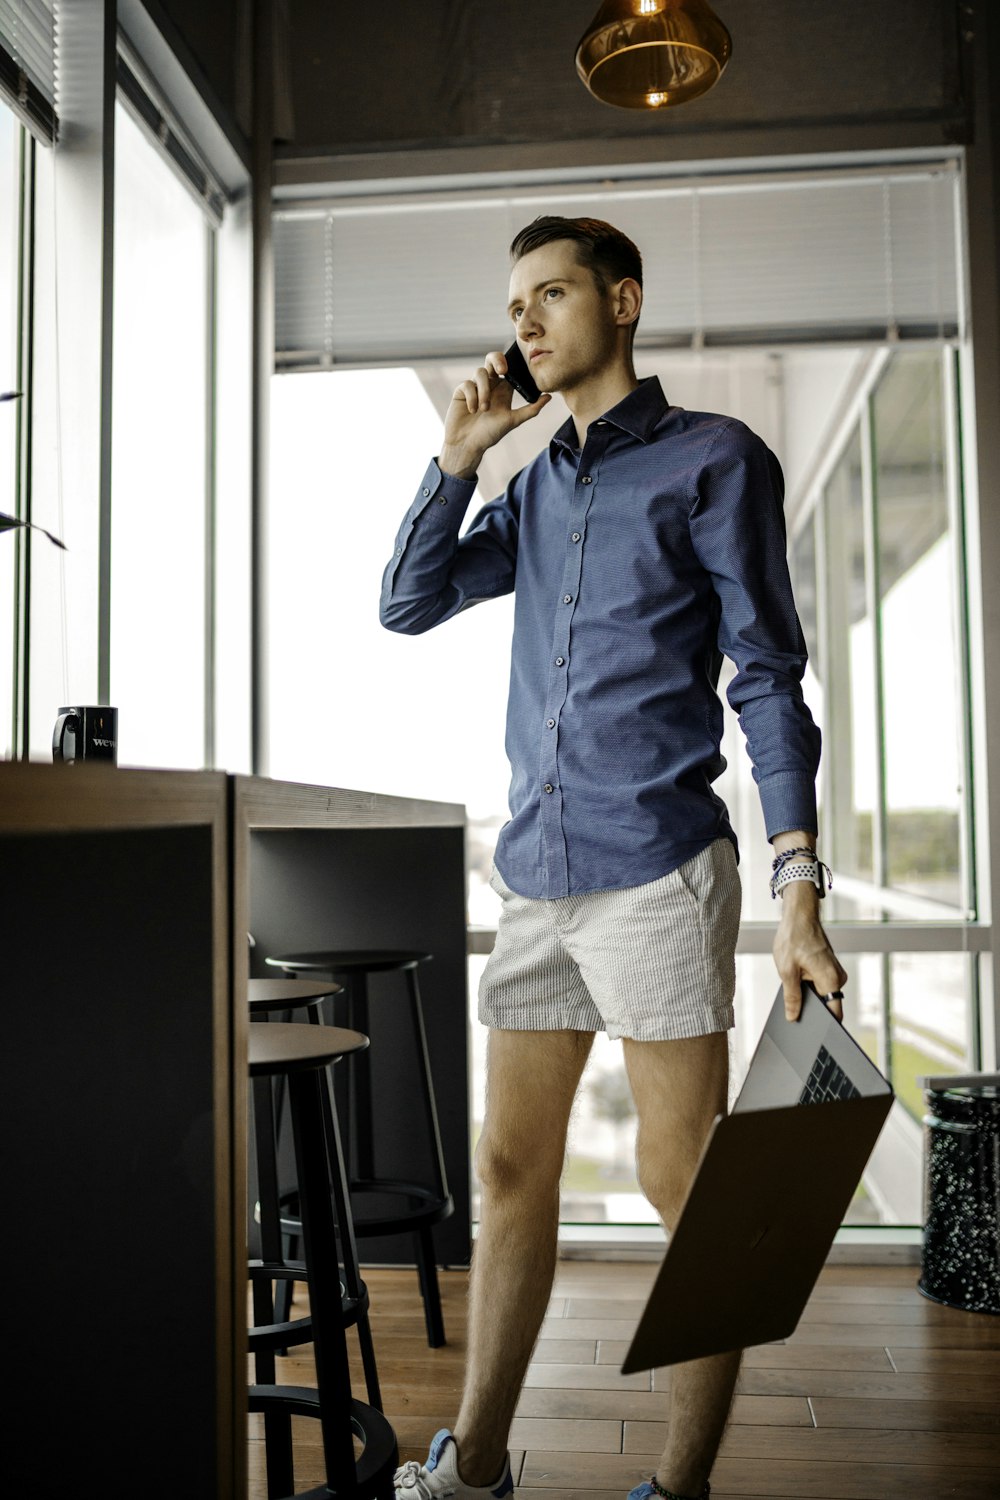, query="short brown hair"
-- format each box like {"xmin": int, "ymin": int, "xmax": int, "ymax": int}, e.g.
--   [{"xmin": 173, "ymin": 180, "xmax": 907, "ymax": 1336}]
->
[{"xmin": 510, "ymin": 215, "xmax": 643, "ymax": 294}]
